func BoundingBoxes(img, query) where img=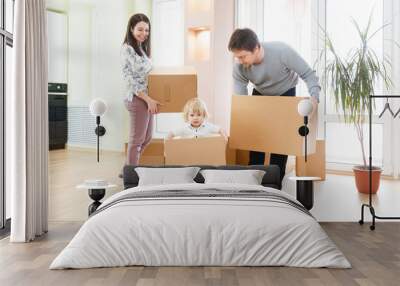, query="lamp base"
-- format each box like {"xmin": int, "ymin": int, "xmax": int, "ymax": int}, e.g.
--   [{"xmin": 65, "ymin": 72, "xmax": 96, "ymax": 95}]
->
[
  {"xmin": 95, "ymin": 126, "xmax": 106, "ymax": 136},
  {"xmin": 298, "ymin": 126, "xmax": 309, "ymax": 136}
]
